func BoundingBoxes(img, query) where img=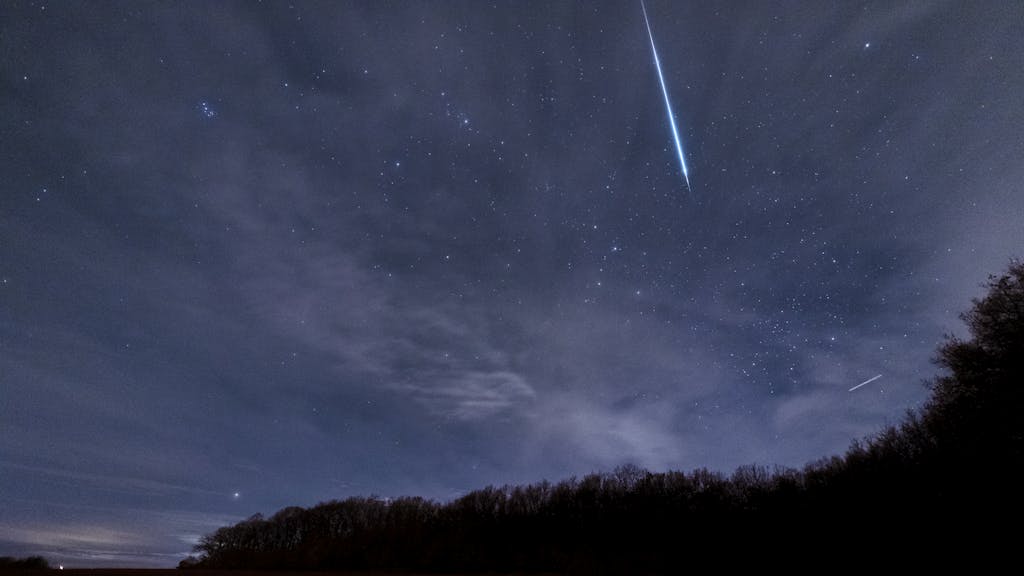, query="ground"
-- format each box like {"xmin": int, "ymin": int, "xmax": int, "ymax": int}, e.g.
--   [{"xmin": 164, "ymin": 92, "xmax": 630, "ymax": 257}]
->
[{"xmin": 28, "ymin": 565, "xmax": 565, "ymax": 569}]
